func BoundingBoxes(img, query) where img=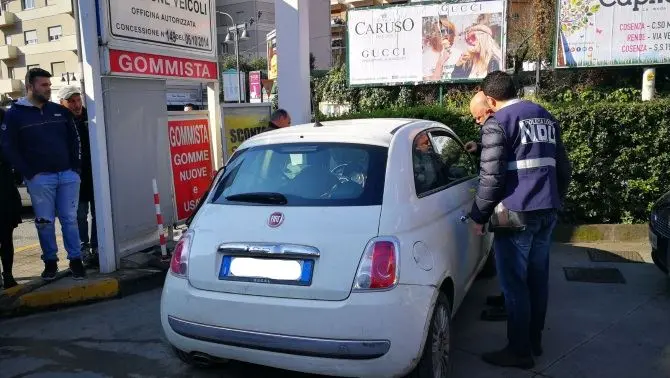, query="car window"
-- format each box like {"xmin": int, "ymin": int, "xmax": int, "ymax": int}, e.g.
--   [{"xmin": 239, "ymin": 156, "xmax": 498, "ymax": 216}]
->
[
  {"xmin": 413, "ymin": 131, "xmax": 450, "ymax": 196},
  {"xmin": 412, "ymin": 130, "xmax": 477, "ymax": 197},
  {"xmin": 210, "ymin": 143, "xmax": 388, "ymax": 206},
  {"xmin": 428, "ymin": 130, "xmax": 478, "ymax": 182}
]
